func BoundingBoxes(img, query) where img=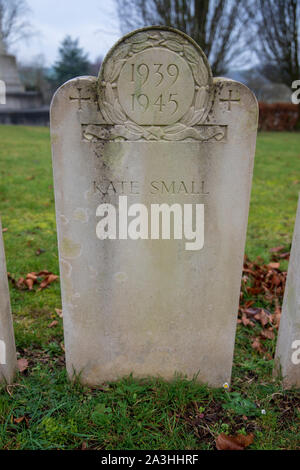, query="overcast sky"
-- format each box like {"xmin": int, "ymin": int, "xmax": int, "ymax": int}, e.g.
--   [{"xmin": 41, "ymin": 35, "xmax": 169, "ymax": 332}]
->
[{"xmin": 14, "ymin": 0, "xmax": 121, "ymax": 67}]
